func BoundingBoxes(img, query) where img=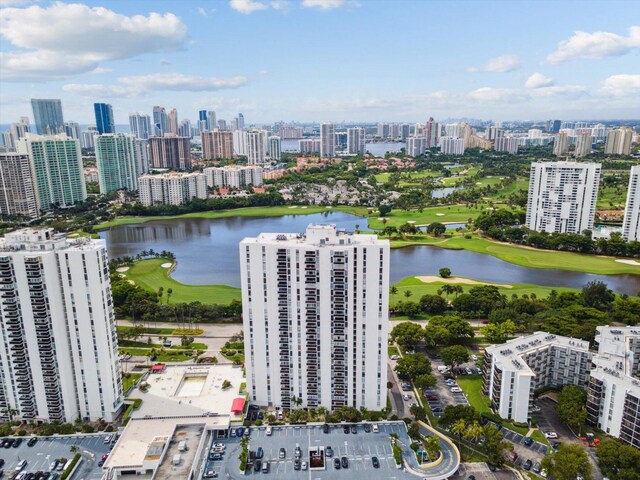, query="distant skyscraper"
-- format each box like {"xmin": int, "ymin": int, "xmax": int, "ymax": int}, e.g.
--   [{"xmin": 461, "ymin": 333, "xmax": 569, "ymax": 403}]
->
[
  {"xmin": 553, "ymin": 132, "xmax": 570, "ymax": 156},
  {"xmin": 320, "ymin": 123, "xmax": 336, "ymax": 157},
  {"xmin": 237, "ymin": 113, "xmax": 245, "ymax": 130},
  {"xmin": 64, "ymin": 121, "xmax": 80, "ymax": 140},
  {"xmin": 198, "ymin": 110, "xmax": 208, "ymax": 133},
  {"xmin": 17, "ymin": 134, "xmax": 86, "ymax": 211},
  {"xmin": 10, "ymin": 117, "xmax": 30, "ymax": 142},
  {"xmin": 95, "ymin": 134, "xmax": 143, "ymax": 194},
  {"xmin": 31, "ymin": 99, "xmax": 64, "ymax": 135},
  {"xmin": 268, "ymin": 135, "xmax": 281, "ymax": 160},
  {"xmin": 622, "ymin": 165, "xmax": 640, "ymax": 242},
  {"xmin": 486, "ymin": 126, "xmax": 503, "ymax": 141},
  {"xmin": 129, "ymin": 113, "xmax": 152, "ymax": 140},
  {"xmin": 94, "ymin": 103, "xmax": 115, "ymax": 134},
  {"xmin": 167, "ymin": 109, "xmax": 179, "ymax": 135},
  {"xmin": 231, "ymin": 118, "xmax": 239, "ymax": 131},
  {"xmin": 0, "ymin": 153, "xmax": 39, "ymax": 219},
  {"xmin": 218, "ymin": 119, "xmax": 227, "ymax": 131},
  {"xmin": 526, "ymin": 161, "xmax": 601, "ymax": 234},
  {"xmin": 201, "ymin": 129, "xmax": 234, "ymax": 160},
  {"xmin": 551, "ymin": 120, "xmax": 562, "ymax": 132},
  {"xmin": 207, "ymin": 111, "xmax": 216, "ymax": 130},
  {"xmin": 605, "ymin": 128, "xmax": 633, "ymax": 156},
  {"xmin": 377, "ymin": 123, "xmax": 390, "ymax": 139},
  {"xmin": 0, "ymin": 228, "xmax": 124, "ymax": 423},
  {"xmin": 574, "ymin": 131, "xmax": 593, "ymax": 157},
  {"xmin": 299, "ymin": 139, "xmax": 321, "ymax": 154},
  {"xmin": 246, "ymin": 130, "xmax": 267, "ymax": 164},
  {"xmin": 426, "ymin": 118, "xmax": 440, "ymax": 148},
  {"xmin": 178, "ymin": 119, "xmax": 191, "ymax": 138},
  {"xmin": 152, "ymin": 106, "xmax": 168, "ymax": 136},
  {"xmin": 347, "ymin": 127, "xmax": 365, "ymax": 154},
  {"xmin": 149, "ymin": 135, "xmax": 192, "ymax": 170}
]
